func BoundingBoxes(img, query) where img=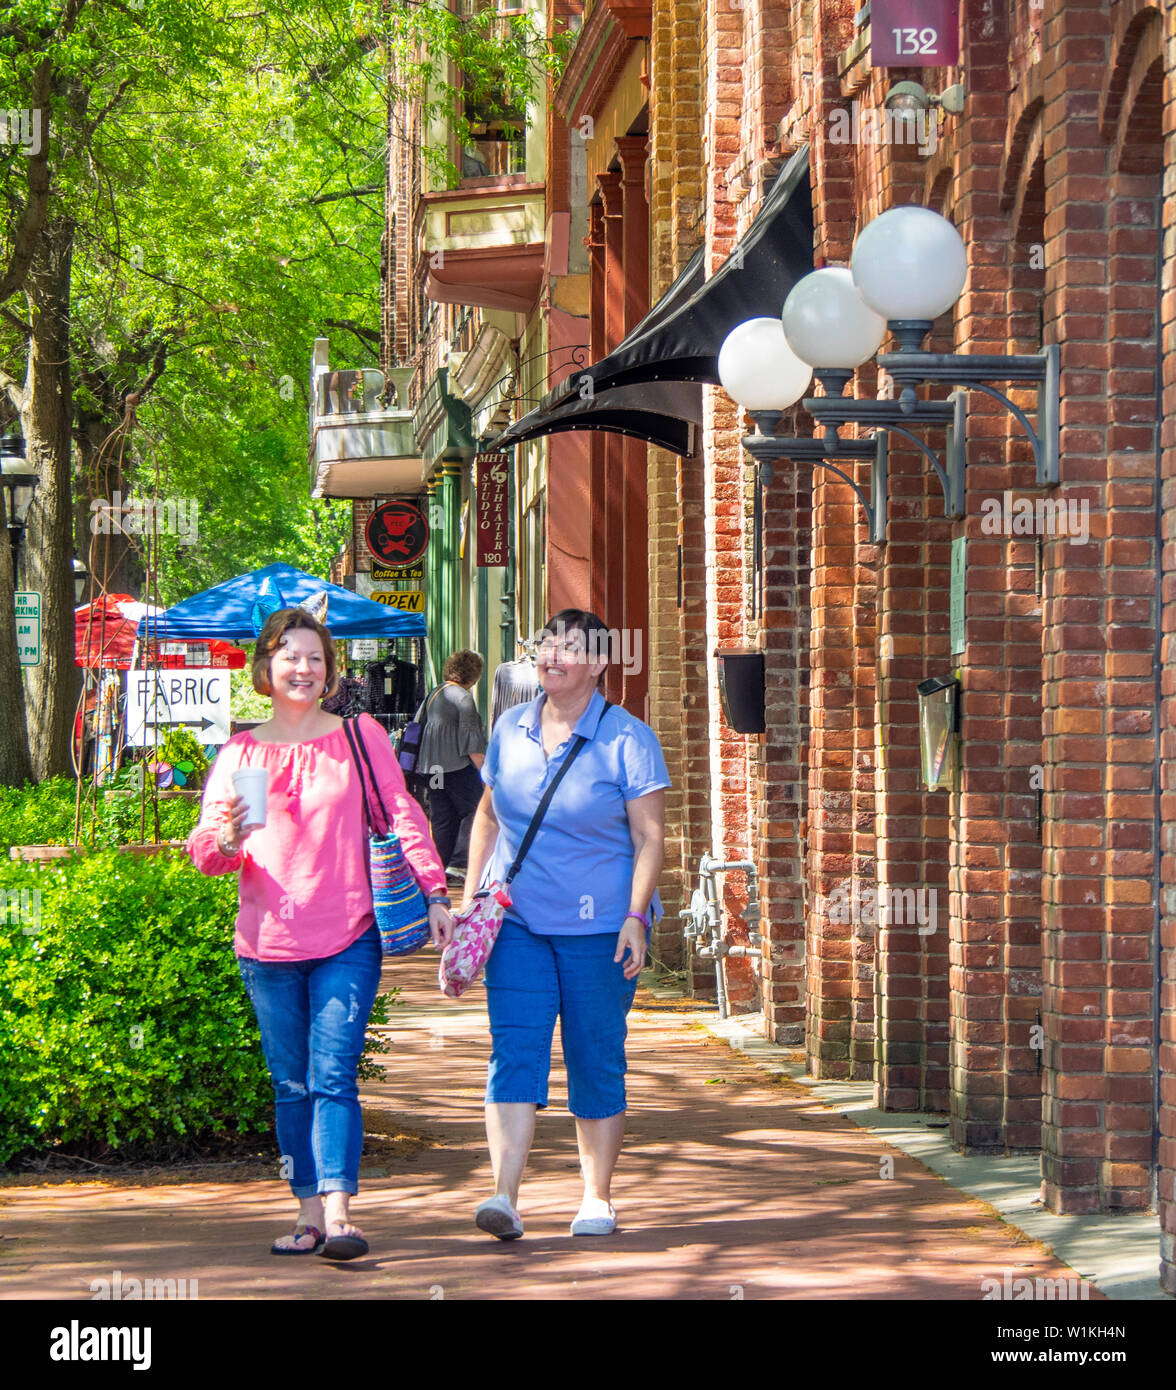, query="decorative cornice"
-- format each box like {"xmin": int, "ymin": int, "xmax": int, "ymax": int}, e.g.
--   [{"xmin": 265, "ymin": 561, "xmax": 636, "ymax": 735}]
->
[{"xmin": 555, "ymin": 1, "xmax": 643, "ymax": 126}]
